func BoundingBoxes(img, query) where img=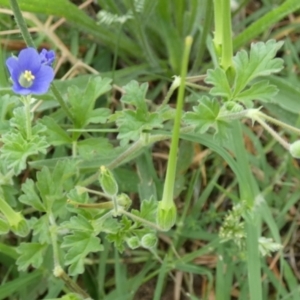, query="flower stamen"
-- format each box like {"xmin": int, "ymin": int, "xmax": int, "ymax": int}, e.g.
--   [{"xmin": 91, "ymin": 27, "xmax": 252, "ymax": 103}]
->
[
  {"xmin": 19, "ymin": 70, "xmax": 35, "ymax": 88},
  {"xmin": 24, "ymin": 70, "xmax": 35, "ymax": 81}
]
